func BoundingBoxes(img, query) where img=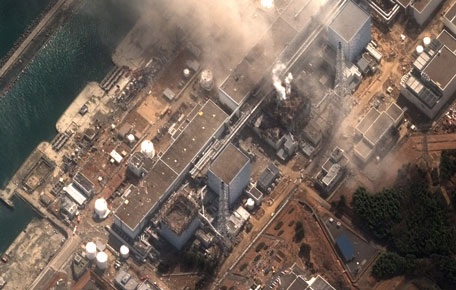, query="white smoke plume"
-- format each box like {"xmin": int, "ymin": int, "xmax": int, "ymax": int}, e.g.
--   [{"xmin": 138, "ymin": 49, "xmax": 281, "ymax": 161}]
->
[
  {"xmin": 284, "ymin": 72, "xmax": 293, "ymax": 95},
  {"xmin": 272, "ymin": 62, "xmax": 290, "ymax": 101},
  {"xmin": 261, "ymin": 0, "xmax": 274, "ymax": 8}
]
